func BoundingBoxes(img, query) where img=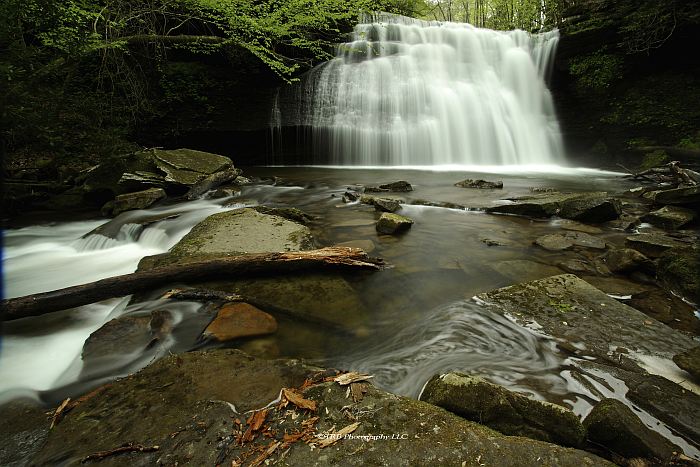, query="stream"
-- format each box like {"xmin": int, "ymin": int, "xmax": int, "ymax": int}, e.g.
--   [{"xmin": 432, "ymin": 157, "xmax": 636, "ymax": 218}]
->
[{"xmin": 2, "ymin": 166, "xmax": 699, "ymax": 458}]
